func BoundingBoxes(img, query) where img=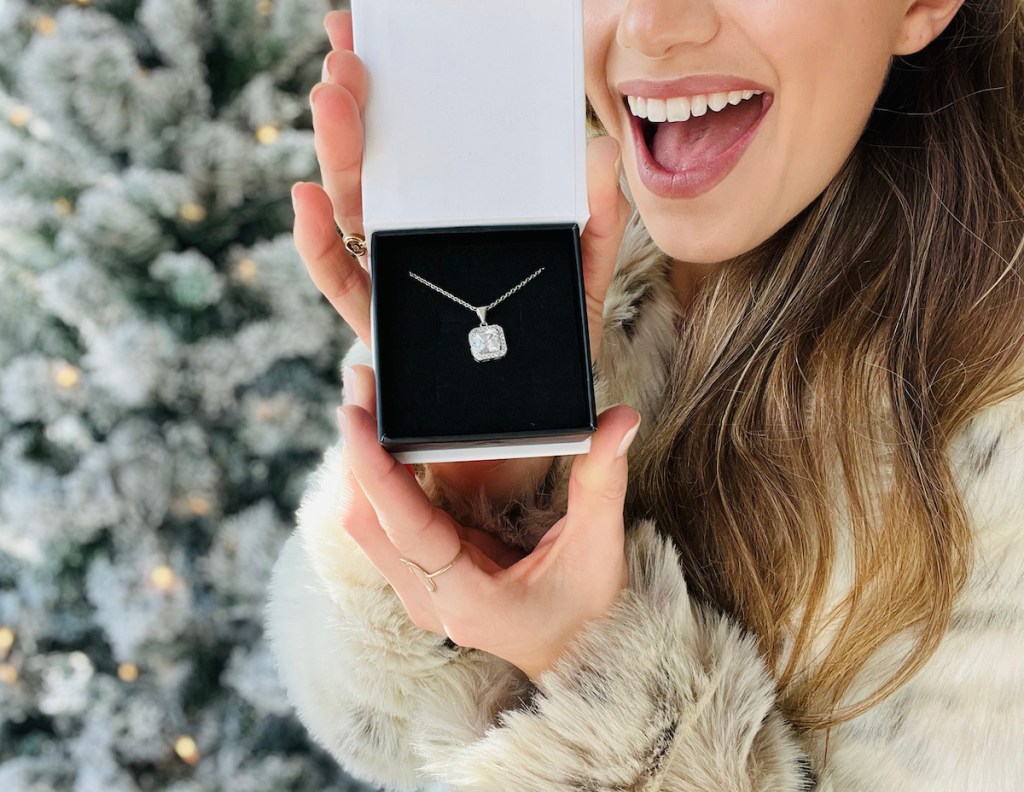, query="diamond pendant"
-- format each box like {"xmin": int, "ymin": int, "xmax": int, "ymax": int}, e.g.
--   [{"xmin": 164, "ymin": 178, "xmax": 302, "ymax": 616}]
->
[{"xmin": 469, "ymin": 324, "xmax": 507, "ymax": 362}]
